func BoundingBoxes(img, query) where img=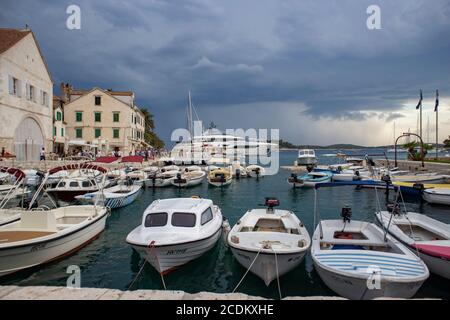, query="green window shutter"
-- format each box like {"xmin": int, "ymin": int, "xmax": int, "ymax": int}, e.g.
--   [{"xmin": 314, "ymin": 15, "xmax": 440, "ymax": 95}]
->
[
  {"xmin": 76, "ymin": 128, "xmax": 82, "ymax": 138},
  {"xmin": 113, "ymin": 113, "xmax": 119, "ymax": 122},
  {"xmin": 54, "ymin": 126, "xmax": 56, "ymax": 137},
  {"xmin": 61, "ymin": 128, "xmax": 64, "ymax": 137},
  {"xmin": 76, "ymin": 112, "xmax": 82, "ymax": 122},
  {"xmin": 95, "ymin": 128, "xmax": 101, "ymax": 138},
  {"xmin": 95, "ymin": 112, "xmax": 101, "ymax": 122},
  {"xmin": 113, "ymin": 129, "xmax": 119, "ymax": 139}
]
